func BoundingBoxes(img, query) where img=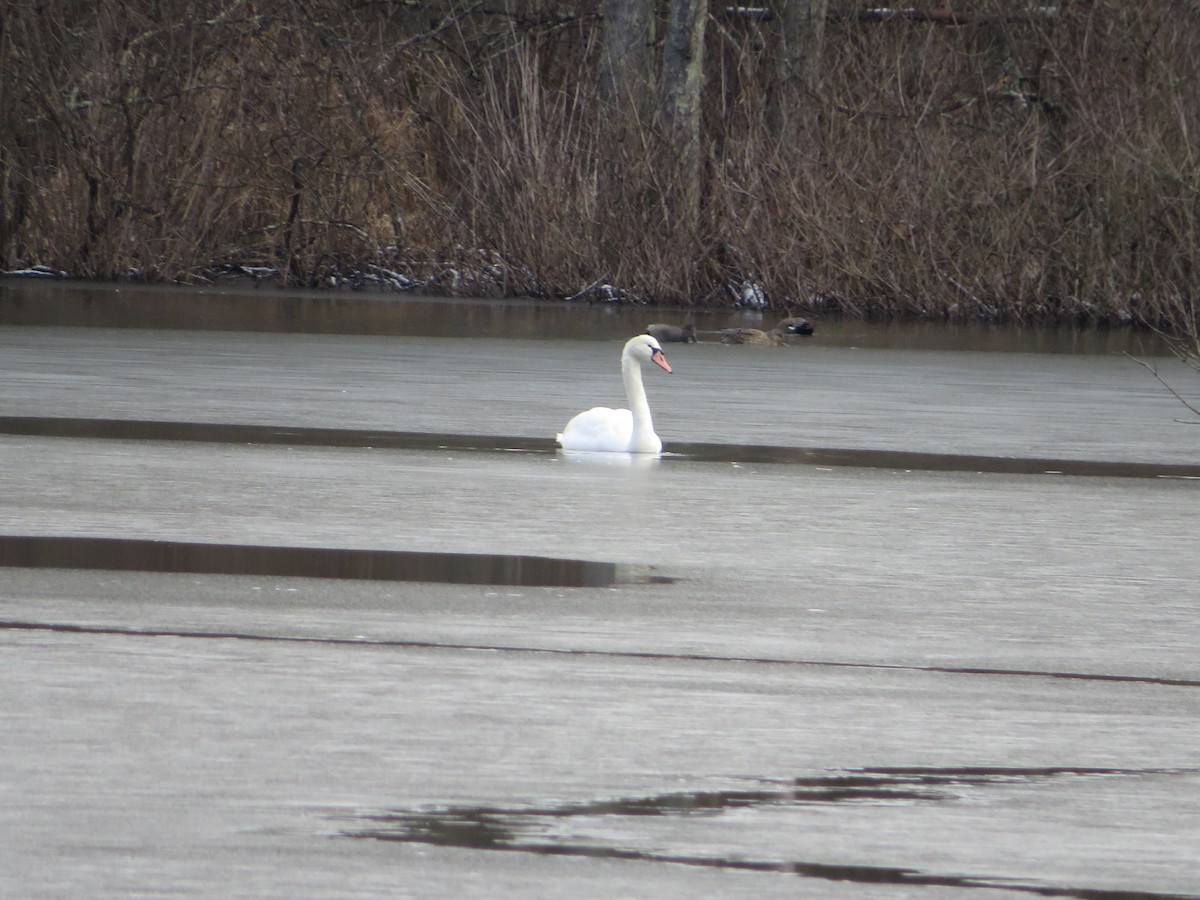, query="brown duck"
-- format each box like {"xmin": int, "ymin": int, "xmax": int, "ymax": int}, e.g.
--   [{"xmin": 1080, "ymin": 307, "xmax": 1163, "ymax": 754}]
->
[{"xmin": 720, "ymin": 316, "xmax": 815, "ymax": 346}]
